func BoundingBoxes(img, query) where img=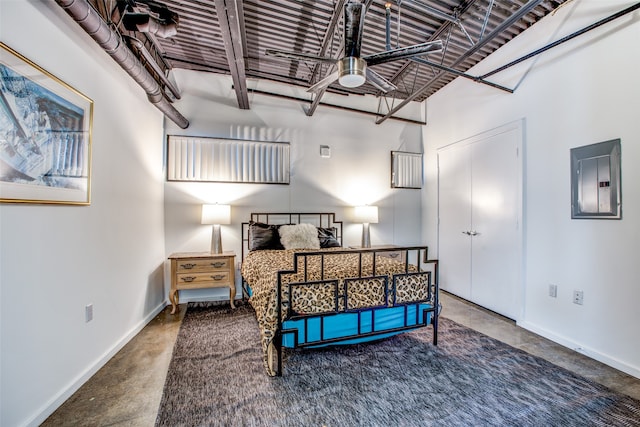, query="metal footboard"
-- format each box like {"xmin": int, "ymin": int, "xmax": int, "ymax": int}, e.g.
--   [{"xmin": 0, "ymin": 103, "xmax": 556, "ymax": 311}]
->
[{"xmin": 273, "ymin": 246, "xmax": 438, "ymax": 376}]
